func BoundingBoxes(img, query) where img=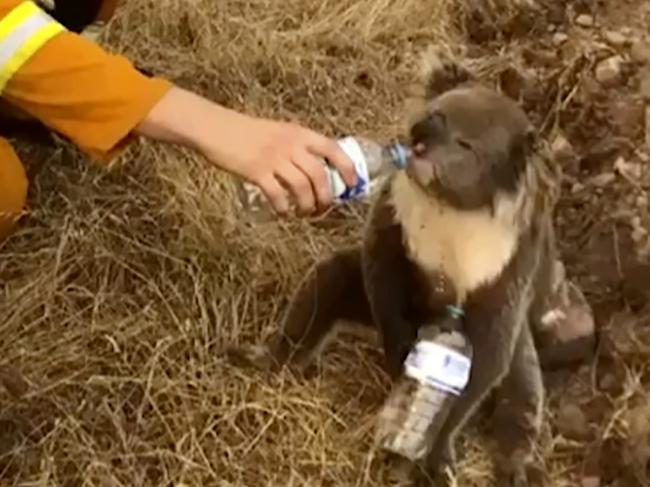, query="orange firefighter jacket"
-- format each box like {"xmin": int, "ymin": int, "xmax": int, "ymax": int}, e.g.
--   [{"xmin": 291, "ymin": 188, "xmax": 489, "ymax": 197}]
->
[{"xmin": 0, "ymin": 0, "xmax": 173, "ymax": 162}]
